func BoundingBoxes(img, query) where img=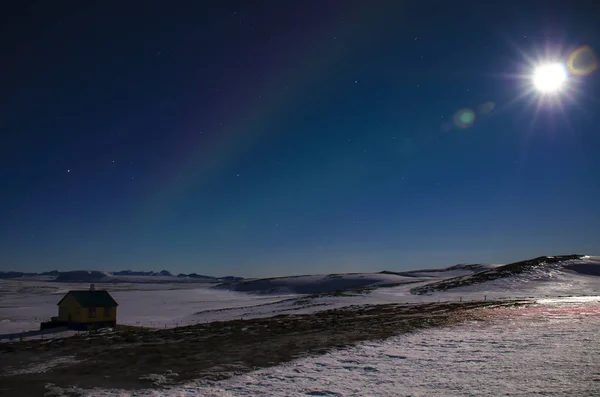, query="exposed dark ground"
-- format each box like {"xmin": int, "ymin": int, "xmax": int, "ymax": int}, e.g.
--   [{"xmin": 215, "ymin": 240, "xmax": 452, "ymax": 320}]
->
[{"xmin": 0, "ymin": 300, "xmax": 531, "ymax": 397}]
